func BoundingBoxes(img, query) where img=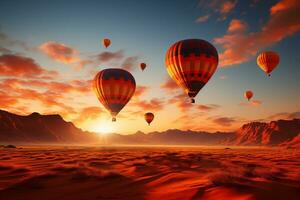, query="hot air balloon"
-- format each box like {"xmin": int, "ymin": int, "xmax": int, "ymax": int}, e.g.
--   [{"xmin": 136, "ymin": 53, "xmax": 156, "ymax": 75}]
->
[
  {"xmin": 165, "ymin": 39, "xmax": 219, "ymax": 103},
  {"xmin": 144, "ymin": 112, "xmax": 154, "ymax": 125},
  {"xmin": 257, "ymin": 51, "xmax": 280, "ymax": 76},
  {"xmin": 102, "ymin": 38, "xmax": 111, "ymax": 48},
  {"xmin": 93, "ymin": 68, "xmax": 136, "ymax": 122},
  {"xmin": 244, "ymin": 90, "xmax": 253, "ymax": 101},
  {"xmin": 140, "ymin": 63, "xmax": 146, "ymax": 71}
]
